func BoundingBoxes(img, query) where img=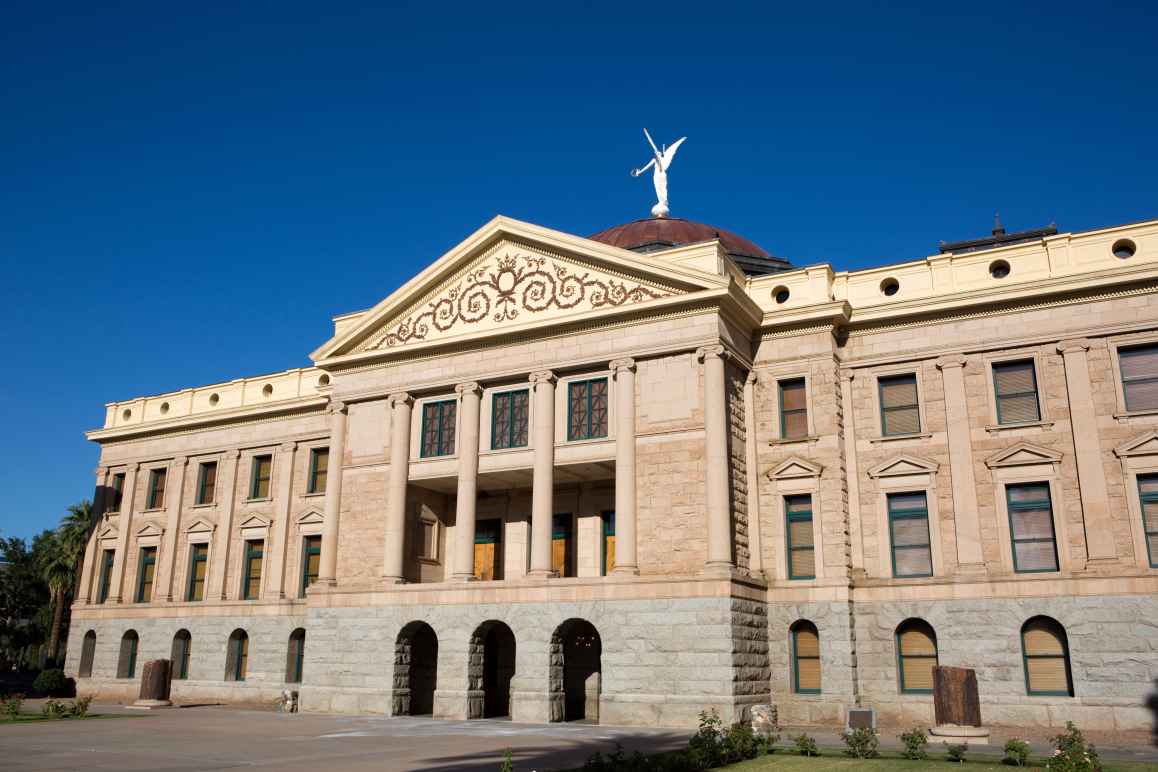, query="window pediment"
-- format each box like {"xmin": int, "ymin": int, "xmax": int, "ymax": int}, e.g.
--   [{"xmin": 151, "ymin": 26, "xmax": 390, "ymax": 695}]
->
[
  {"xmin": 985, "ymin": 442, "xmax": 1062, "ymax": 469},
  {"xmin": 186, "ymin": 518, "xmax": 216, "ymax": 535},
  {"xmin": 1114, "ymin": 430, "xmax": 1158, "ymax": 458},
  {"xmin": 867, "ymin": 454, "xmax": 939, "ymax": 479},
  {"xmin": 96, "ymin": 524, "xmax": 118, "ymax": 544},
  {"xmin": 769, "ymin": 457, "xmax": 823, "ymax": 480},
  {"xmin": 296, "ymin": 510, "xmax": 324, "ymax": 526},
  {"xmin": 134, "ymin": 522, "xmax": 164, "ymax": 545}
]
